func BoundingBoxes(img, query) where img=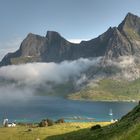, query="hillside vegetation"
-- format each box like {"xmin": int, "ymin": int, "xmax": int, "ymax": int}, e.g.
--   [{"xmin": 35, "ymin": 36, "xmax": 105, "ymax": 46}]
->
[
  {"xmin": 46, "ymin": 103, "xmax": 140, "ymax": 140},
  {"xmin": 69, "ymin": 78, "xmax": 140, "ymax": 101},
  {"xmin": 0, "ymin": 122, "xmax": 109, "ymax": 140}
]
